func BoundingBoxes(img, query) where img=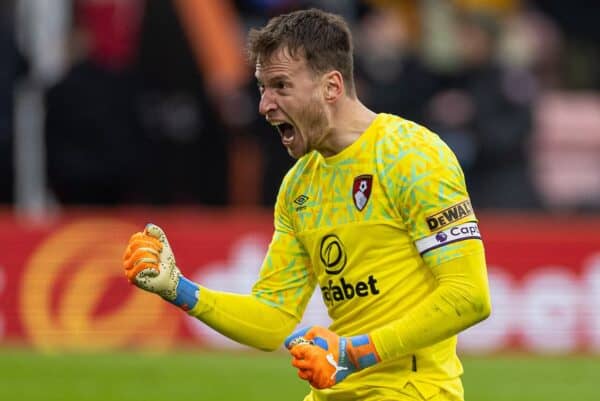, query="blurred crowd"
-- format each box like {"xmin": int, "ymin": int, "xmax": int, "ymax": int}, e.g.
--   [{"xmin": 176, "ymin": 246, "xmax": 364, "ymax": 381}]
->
[{"xmin": 1, "ymin": 0, "xmax": 599, "ymax": 211}]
